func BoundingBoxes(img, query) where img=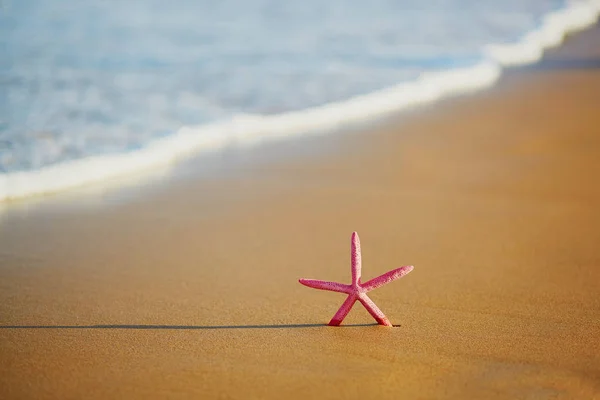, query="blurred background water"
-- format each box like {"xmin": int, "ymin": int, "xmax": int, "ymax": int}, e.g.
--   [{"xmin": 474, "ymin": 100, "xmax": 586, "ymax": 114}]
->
[{"xmin": 0, "ymin": 0, "xmax": 586, "ymax": 175}]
